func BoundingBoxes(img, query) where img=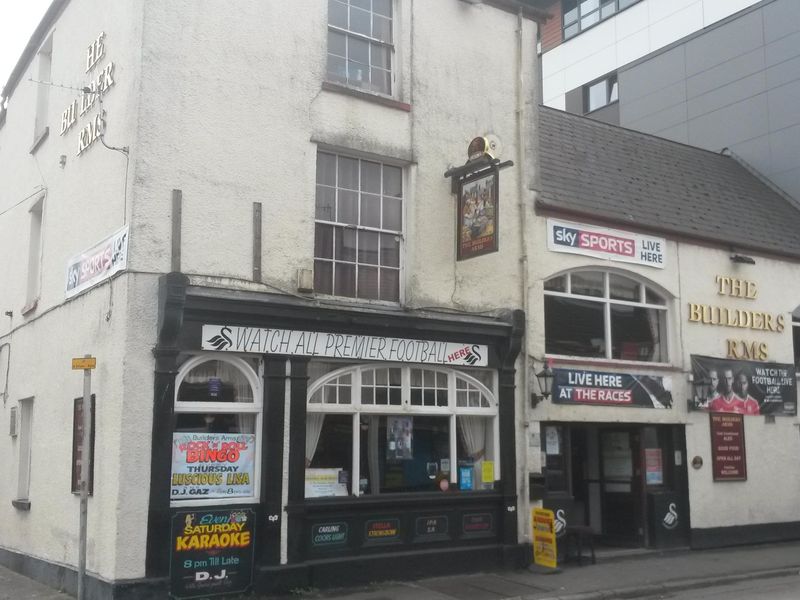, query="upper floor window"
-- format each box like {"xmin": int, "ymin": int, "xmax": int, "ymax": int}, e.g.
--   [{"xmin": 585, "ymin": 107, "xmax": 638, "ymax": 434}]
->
[
  {"xmin": 314, "ymin": 151, "xmax": 403, "ymax": 302},
  {"xmin": 327, "ymin": 0, "xmax": 393, "ymax": 95},
  {"xmin": 585, "ymin": 72, "xmax": 618, "ymax": 113},
  {"xmin": 544, "ymin": 270, "xmax": 668, "ymax": 363},
  {"xmin": 563, "ymin": 0, "xmax": 641, "ymax": 40}
]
